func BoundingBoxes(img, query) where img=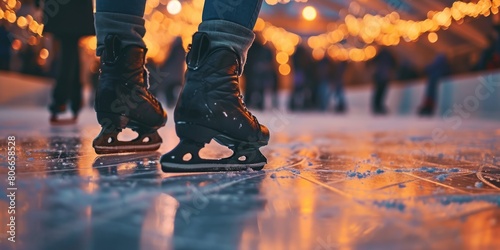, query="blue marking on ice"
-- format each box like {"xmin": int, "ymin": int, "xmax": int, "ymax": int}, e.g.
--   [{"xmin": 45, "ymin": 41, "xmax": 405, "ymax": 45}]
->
[
  {"xmin": 436, "ymin": 174, "xmax": 448, "ymax": 182},
  {"xmin": 373, "ymin": 200, "xmax": 406, "ymax": 211}
]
